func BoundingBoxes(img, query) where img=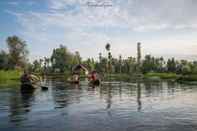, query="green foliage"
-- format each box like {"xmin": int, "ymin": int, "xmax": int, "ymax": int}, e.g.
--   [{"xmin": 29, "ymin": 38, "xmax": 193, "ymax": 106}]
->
[
  {"xmin": 6, "ymin": 36, "xmax": 28, "ymax": 68},
  {"xmin": 142, "ymin": 55, "xmax": 164, "ymax": 73},
  {"xmin": 51, "ymin": 45, "xmax": 73, "ymax": 73},
  {"xmin": 167, "ymin": 58, "xmax": 176, "ymax": 72},
  {"xmin": 1, "ymin": 36, "xmax": 197, "ymax": 83},
  {"xmin": 32, "ymin": 59, "xmax": 42, "ymax": 73},
  {"xmin": 83, "ymin": 58, "xmax": 95, "ymax": 71},
  {"xmin": 0, "ymin": 51, "xmax": 9, "ymax": 70}
]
